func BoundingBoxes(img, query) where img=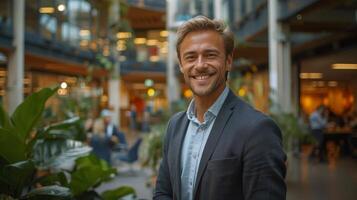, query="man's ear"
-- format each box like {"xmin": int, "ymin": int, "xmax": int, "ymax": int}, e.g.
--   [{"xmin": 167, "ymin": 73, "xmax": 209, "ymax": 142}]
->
[
  {"xmin": 179, "ymin": 65, "xmax": 184, "ymax": 73},
  {"xmin": 226, "ymin": 53, "xmax": 233, "ymax": 71}
]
